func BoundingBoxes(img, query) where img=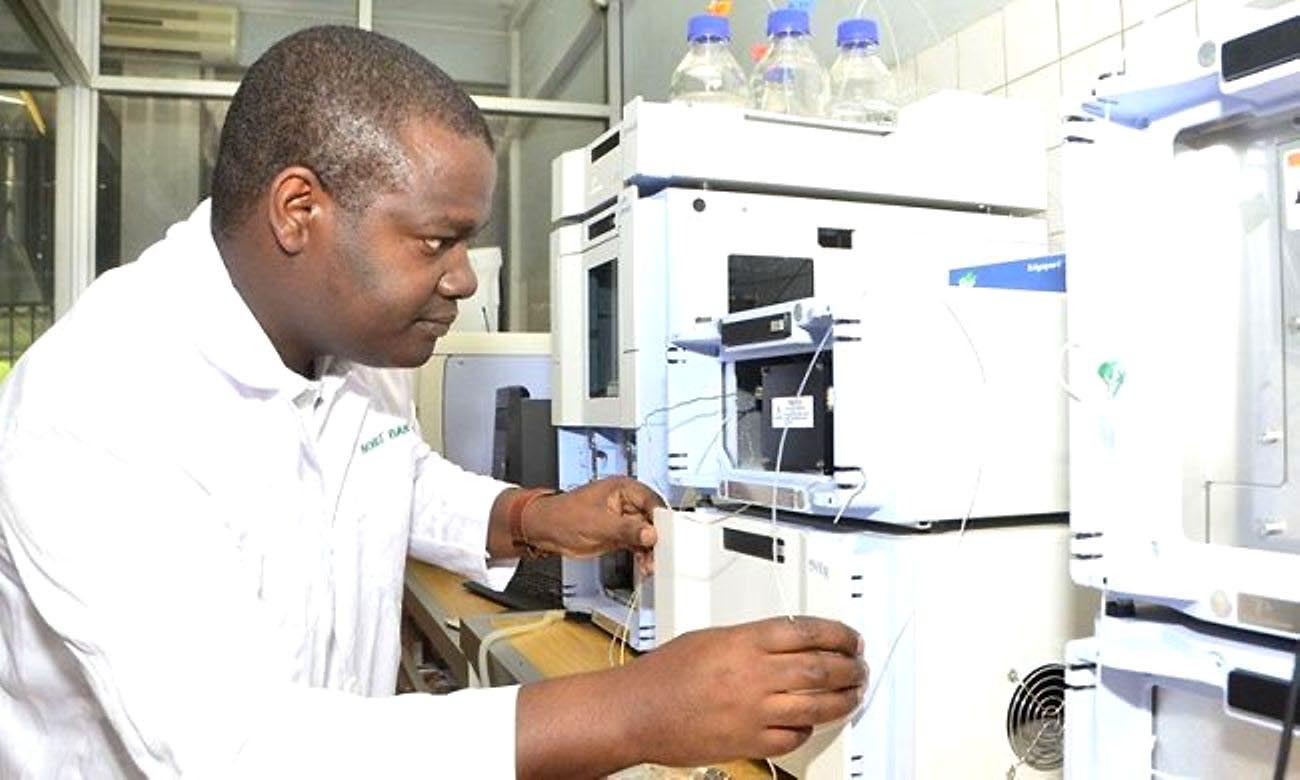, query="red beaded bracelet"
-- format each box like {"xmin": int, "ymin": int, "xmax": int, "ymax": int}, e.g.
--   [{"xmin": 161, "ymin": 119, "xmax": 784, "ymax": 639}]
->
[{"xmin": 508, "ymin": 487, "xmax": 557, "ymax": 559}]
